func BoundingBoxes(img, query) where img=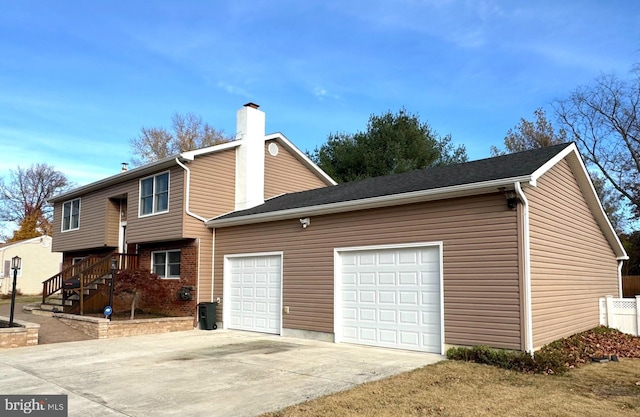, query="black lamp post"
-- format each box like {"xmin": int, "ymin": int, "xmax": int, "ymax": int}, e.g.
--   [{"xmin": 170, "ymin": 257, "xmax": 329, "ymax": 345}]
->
[
  {"xmin": 9, "ymin": 256, "xmax": 21, "ymax": 327},
  {"xmin": 108, "ymin": 257, "xmax": 117, "ymax": 320}
]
